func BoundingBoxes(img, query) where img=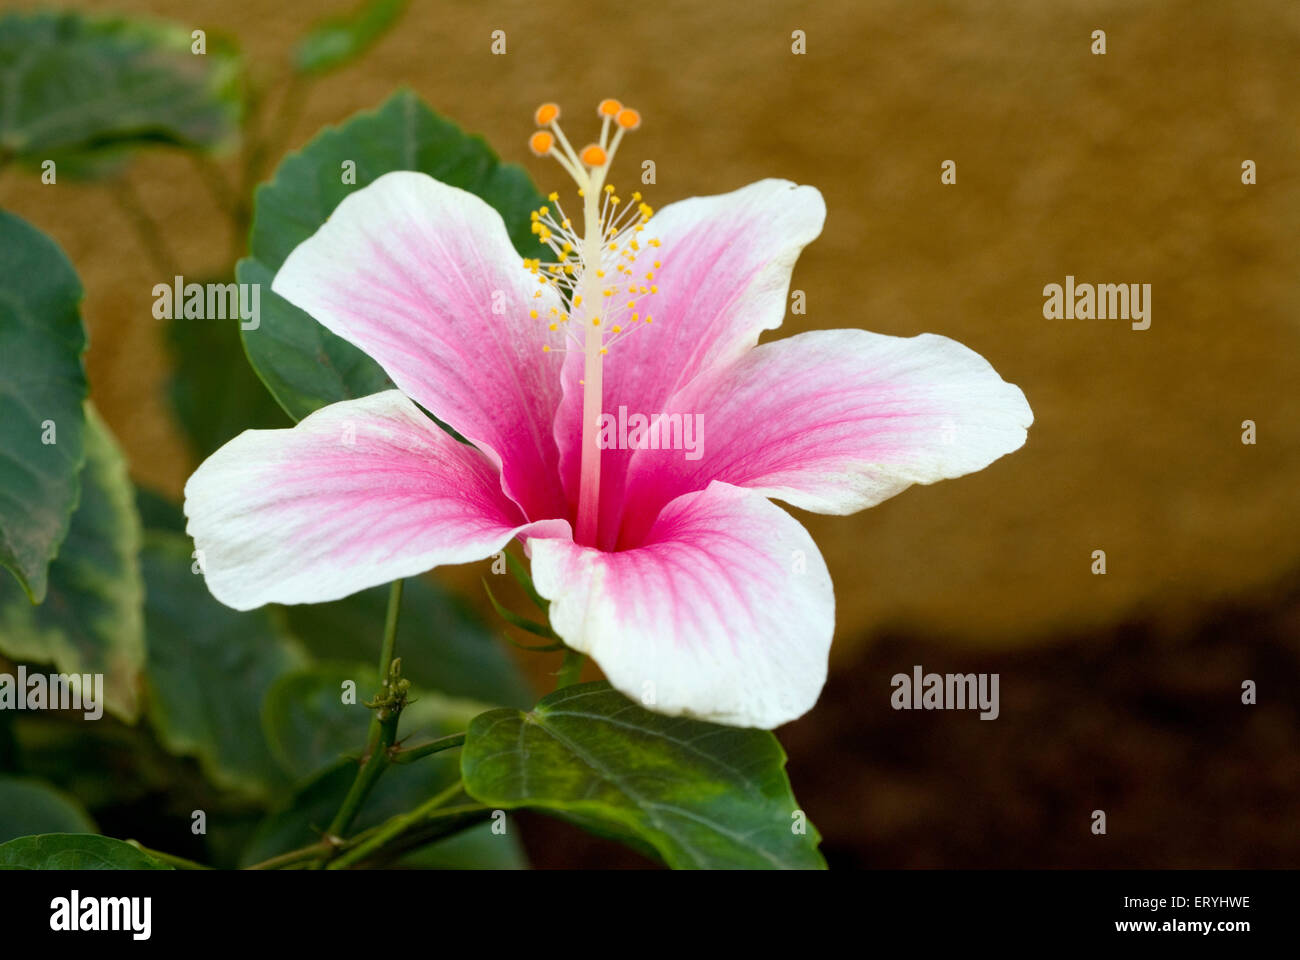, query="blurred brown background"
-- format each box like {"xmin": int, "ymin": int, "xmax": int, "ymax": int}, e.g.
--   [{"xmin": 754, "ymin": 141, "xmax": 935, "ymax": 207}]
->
[{"xmin": 3, "ymin": 0, "xmax": 1297, "ymax": 866}]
